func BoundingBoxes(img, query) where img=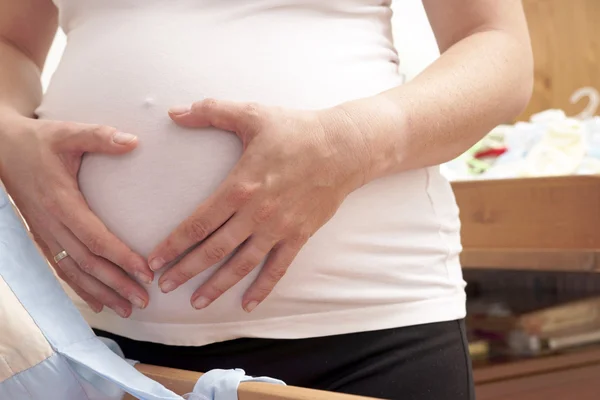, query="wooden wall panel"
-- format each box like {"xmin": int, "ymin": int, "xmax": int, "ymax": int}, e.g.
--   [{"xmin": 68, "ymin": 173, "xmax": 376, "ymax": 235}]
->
[{"xmin": 519, "ymin": 0, "xmax": 600, "ymax": 120}]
